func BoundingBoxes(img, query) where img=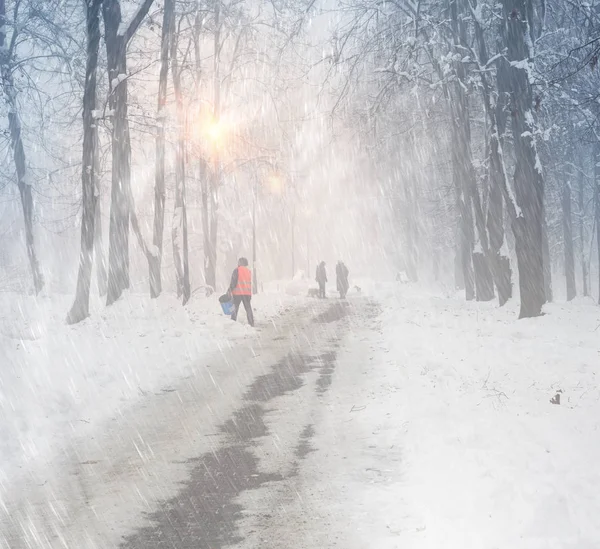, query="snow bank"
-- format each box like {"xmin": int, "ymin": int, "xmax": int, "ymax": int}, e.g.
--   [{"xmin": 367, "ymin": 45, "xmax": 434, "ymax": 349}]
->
[
  {"xmin": 0, "ymin": 290, "xmax": 297, "ymax": 487},
  {"xmin": 350, "ymin": 288, "xmax": 600, "ymax": 547},
  {"xmin": 263, "ymin": 271, "xmax": 316, "ymax": 297},
  {"xmin": 282, "ymin": 284, "xmax": 600, "ymax": 549}
]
